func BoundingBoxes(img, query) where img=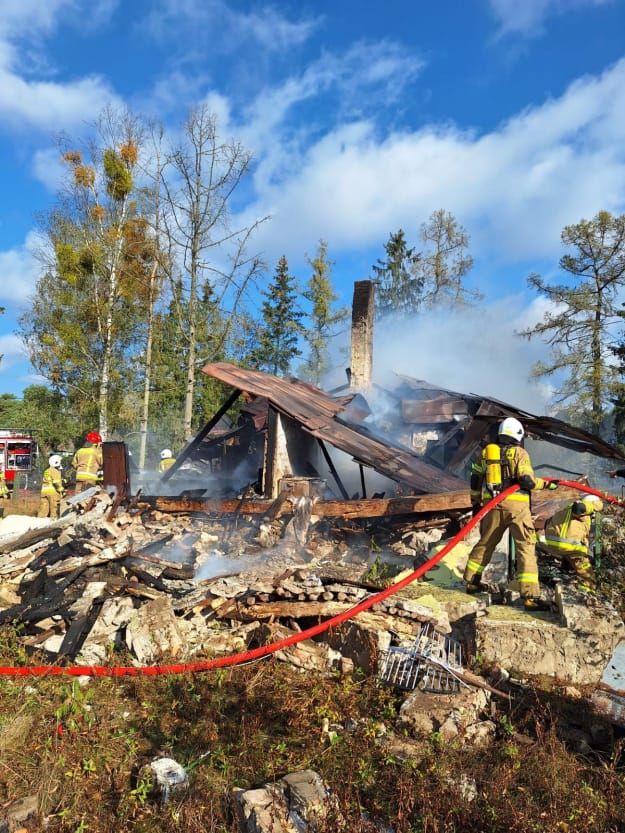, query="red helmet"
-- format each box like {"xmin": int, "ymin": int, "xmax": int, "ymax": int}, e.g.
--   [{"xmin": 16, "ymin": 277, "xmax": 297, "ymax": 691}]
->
[{"xmin": 86, "ymin": 431, "xmax": 102, "ymax": 444}]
